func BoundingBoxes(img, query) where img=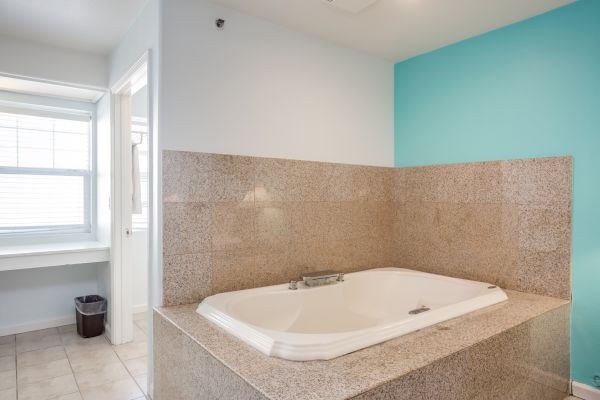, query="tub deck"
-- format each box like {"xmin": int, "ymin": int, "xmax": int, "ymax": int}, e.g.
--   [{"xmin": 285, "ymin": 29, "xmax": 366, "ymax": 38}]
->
[{"xmin": 154, "ymin": 290, "xmax": 569, "ymax": 400}]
